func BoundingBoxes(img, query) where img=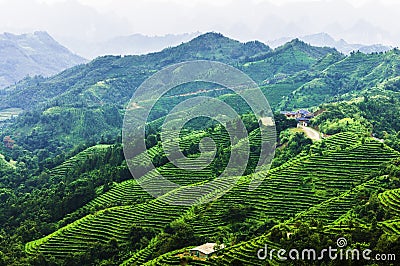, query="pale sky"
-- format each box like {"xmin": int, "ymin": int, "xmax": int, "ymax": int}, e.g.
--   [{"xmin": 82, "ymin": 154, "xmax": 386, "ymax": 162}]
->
[{"xmin": 1, "ymin": 0, "xmax": 399, "ymax": 51}]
